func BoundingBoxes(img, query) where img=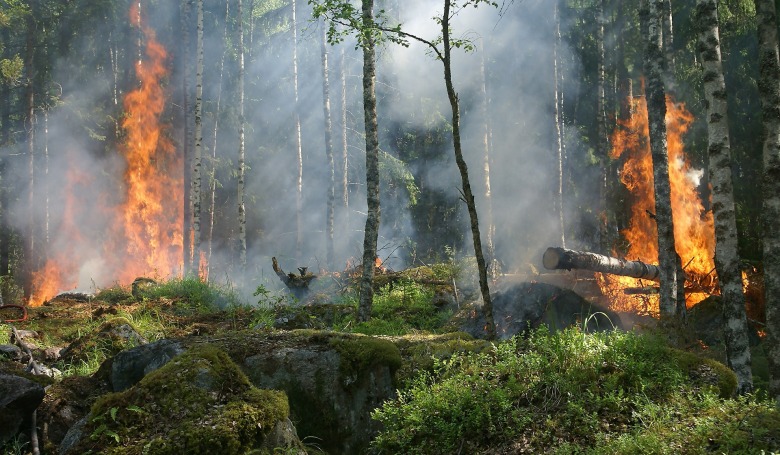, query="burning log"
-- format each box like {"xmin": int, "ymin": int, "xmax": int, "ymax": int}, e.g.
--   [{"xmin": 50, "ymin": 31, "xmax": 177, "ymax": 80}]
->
[{"xmin": 543, "ymin": 247, "xmax": 660, "ymax": 281}]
